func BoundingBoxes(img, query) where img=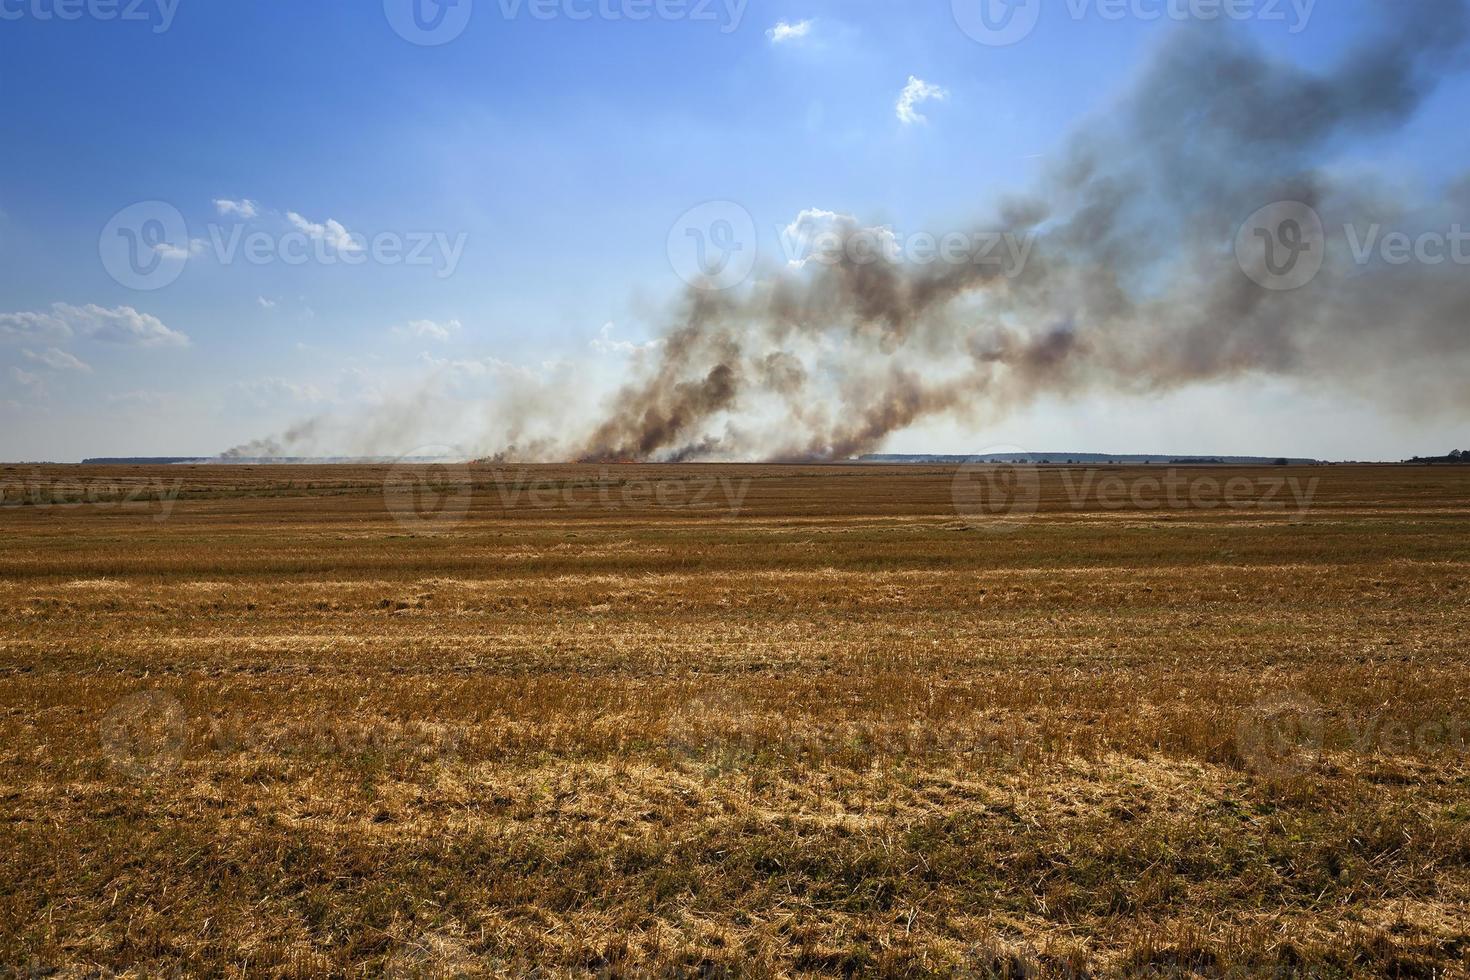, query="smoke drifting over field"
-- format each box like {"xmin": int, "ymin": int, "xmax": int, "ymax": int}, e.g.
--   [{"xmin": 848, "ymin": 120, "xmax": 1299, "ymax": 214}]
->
[{"xmin": 228, "ymin": 3, "xmax": 1470, "ymax": 463}]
